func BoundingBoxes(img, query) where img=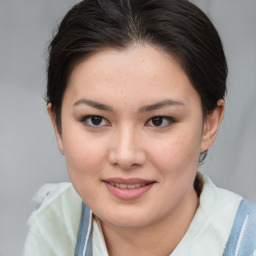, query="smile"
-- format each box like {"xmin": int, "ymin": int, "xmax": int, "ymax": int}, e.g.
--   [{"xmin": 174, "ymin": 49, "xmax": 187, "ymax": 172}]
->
[
  {"xmin": 103, "ymin": 178, "xmax": 156, "ymax": 200},
  {"xmin": 108, "ymin": 183, "xmax": 146, "ymax": 189}
]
